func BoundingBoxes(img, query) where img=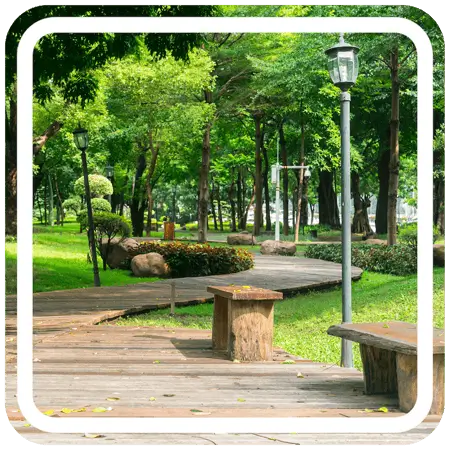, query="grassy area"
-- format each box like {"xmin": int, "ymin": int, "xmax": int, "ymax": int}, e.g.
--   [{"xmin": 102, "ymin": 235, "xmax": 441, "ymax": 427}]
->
[
  {"xmin": 5, "ymin": 222, "xmax": 160, "ymax": 295},
  {"xmin": 115, "ymin": 268, "xmax": 445, "ymax": 370}
]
